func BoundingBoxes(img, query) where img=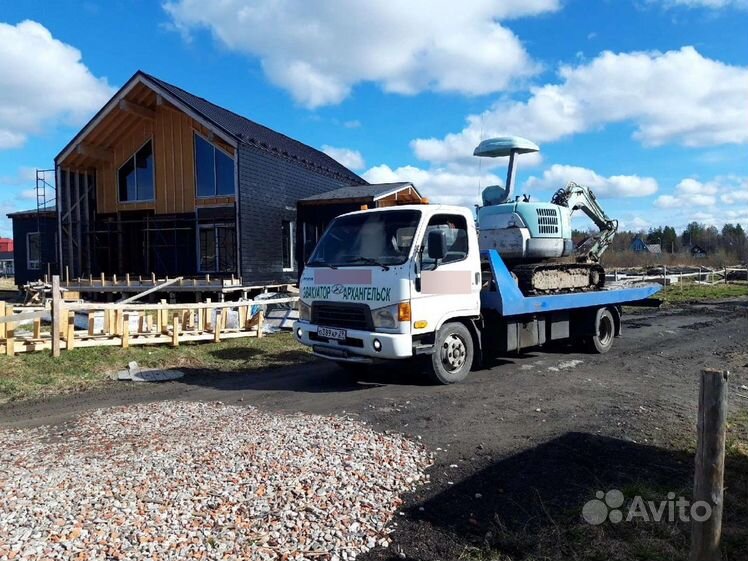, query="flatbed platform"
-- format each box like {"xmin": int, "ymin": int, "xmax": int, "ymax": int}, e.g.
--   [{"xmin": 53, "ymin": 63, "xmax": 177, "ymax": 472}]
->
[{"xmin": 480, "ymin": 250, "xmax": 661, "ymax": 316}]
